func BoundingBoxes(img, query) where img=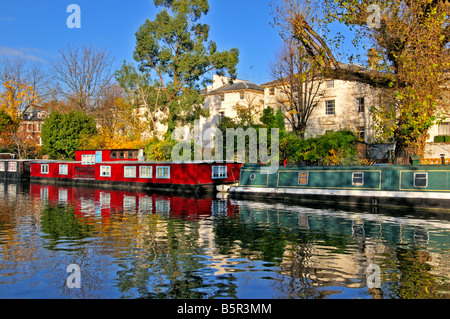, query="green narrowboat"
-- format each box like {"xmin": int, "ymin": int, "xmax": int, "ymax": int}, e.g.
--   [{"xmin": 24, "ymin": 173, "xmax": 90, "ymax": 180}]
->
[{"xmin": 229, "ymin": 163, "xmax": 450, "ymax": 211}]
